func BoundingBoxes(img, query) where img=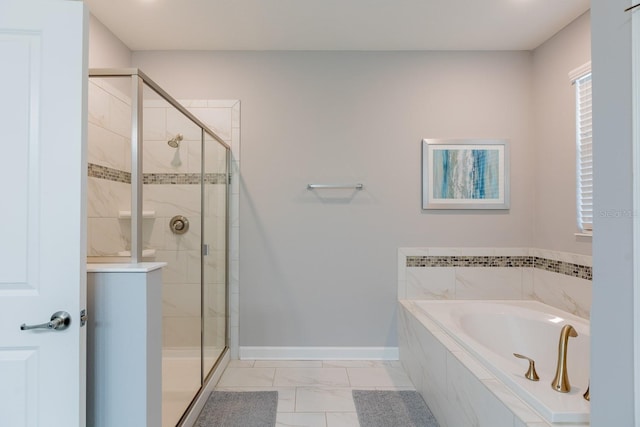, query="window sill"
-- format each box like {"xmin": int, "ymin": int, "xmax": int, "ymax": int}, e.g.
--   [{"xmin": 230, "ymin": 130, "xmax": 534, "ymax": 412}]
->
[{"xmin": 575, "ymin": 232, "xmax": 593, "ymax": 238}]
